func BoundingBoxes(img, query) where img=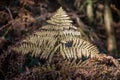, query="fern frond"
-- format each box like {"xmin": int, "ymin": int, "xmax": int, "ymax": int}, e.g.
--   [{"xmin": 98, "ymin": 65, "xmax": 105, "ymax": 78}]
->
[
  {"xmin": 60, "ymin": 37, "xmax": 99, "ymax": 60},
  {"xmin": 47, "ymin": 7, "xmax": 72, "ymax": 26},
  {"xmin": 12, "ymin": 7, "xmax": 100, "ymax": 62}
]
